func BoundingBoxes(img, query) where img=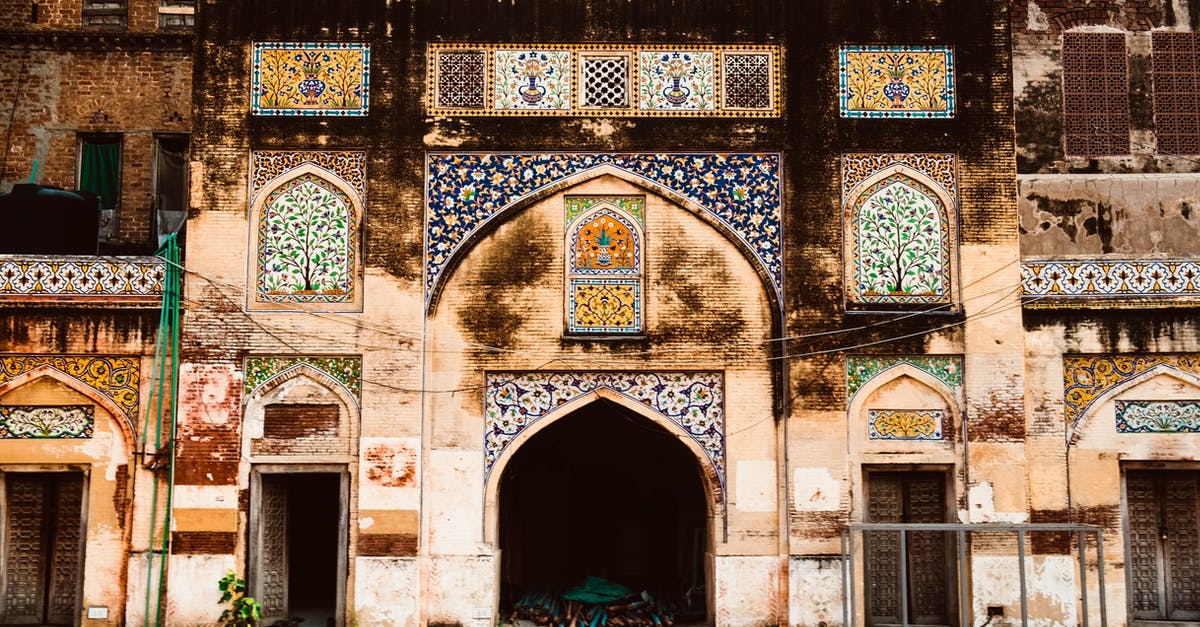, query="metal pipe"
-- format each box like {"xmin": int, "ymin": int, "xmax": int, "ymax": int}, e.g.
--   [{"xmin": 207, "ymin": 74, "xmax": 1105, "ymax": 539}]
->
[
  {"xmin": 1096, "ymin": 530, "xmax": 1107, "ymax": 627},
  {"xmin": 1017, "ymin": 529, "xmax": 1028, "ymax": 627},
  {"xmin": 849, "ymin": 530, "xmax": 857, "ymax": 627},
  {"xmin": 1077, "ymin": 529, "xmax": 1088, "ymax": 627},
  {"xmin": 900, "ymin": 529, "xmax": 909, "ymax": 627},
  {"xmin": 958, "ymin": 529, "xmax": 968, "ymax": 627},
  {"xmin": 842, "ymin": 531, "xmax": 850, "ymax": 627}
]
